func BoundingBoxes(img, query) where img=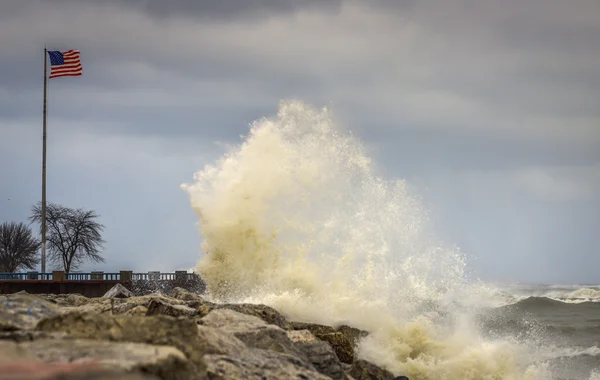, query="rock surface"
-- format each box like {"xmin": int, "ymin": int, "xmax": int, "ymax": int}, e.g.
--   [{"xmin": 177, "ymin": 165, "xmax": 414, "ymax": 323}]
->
[
  {"xmin": 348, "ymin": 359, "xmax": 398, "ymax": 380},
  {"xmin": 103, "ymin": 283, "xmax": 134, "ymax": 299},
  {"xmin": 0, "ymin": 293, "xmax": 61, "ymax": 330},
  {"xmin": 0, "ymin": 289, "xmax": 407, "ymax": 380},
  {"xmin": 290, "ymin": 322, "xmax": 357, "ymax": 364}
]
